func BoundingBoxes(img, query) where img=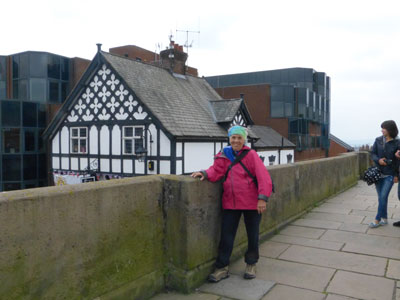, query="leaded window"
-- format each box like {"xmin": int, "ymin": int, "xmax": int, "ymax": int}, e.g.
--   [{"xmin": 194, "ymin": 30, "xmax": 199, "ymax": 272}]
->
[
  {"xmin": 70, "ymin": 127, "xmax": 87, "ymax": 154},
  {"xmin": 123, "ymin": 126, "xmax": 144, "ymax": 155}
]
